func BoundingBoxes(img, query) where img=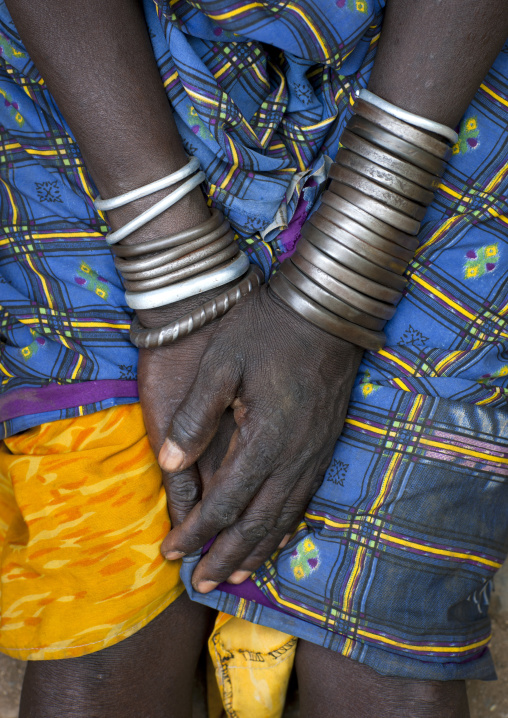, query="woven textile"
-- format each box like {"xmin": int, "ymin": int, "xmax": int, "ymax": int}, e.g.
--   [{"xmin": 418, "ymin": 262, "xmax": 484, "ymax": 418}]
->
[{"xmin": 0, "ymin": 0, "xmax": 383, "ymax": 436}]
